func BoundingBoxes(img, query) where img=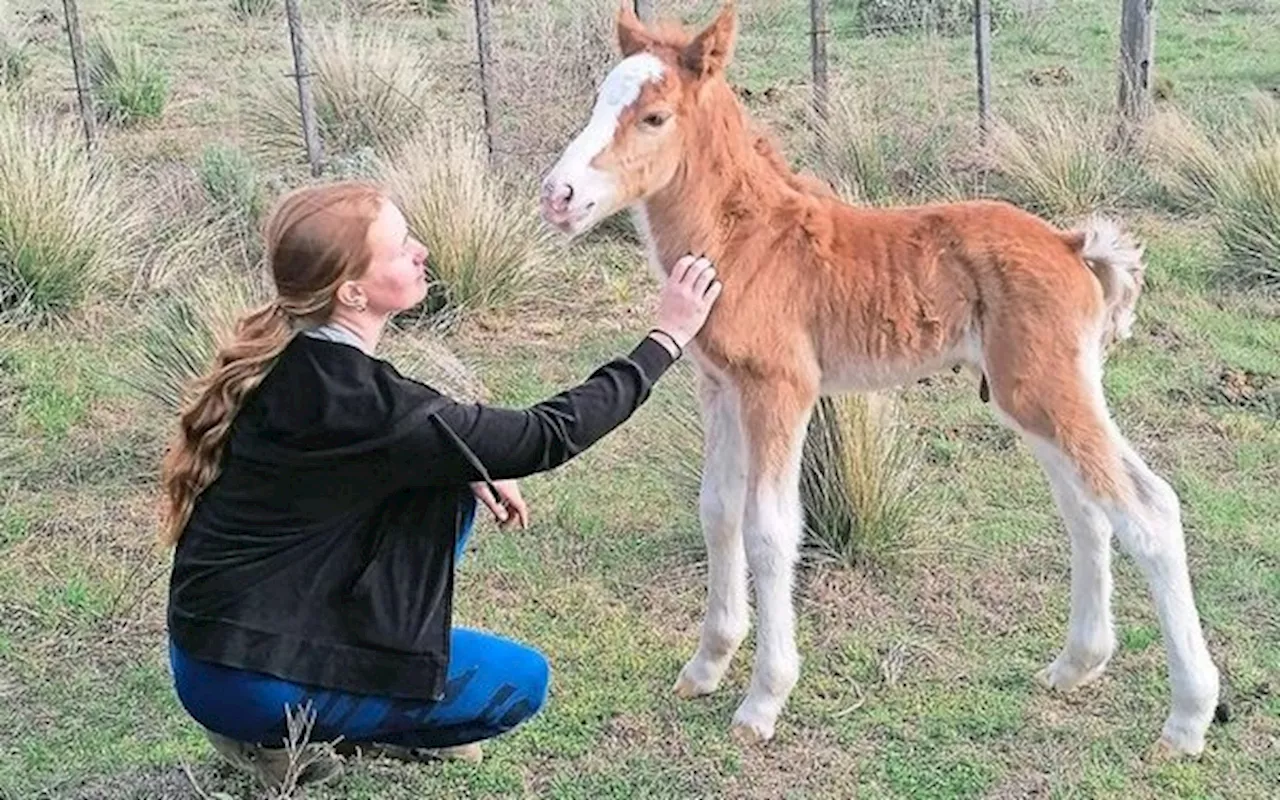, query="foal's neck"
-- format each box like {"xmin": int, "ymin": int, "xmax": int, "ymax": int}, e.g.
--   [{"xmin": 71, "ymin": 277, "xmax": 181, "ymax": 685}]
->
[{"xmin": 637, "ymin": 82, "xmax": 799, "ymax": 276}]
